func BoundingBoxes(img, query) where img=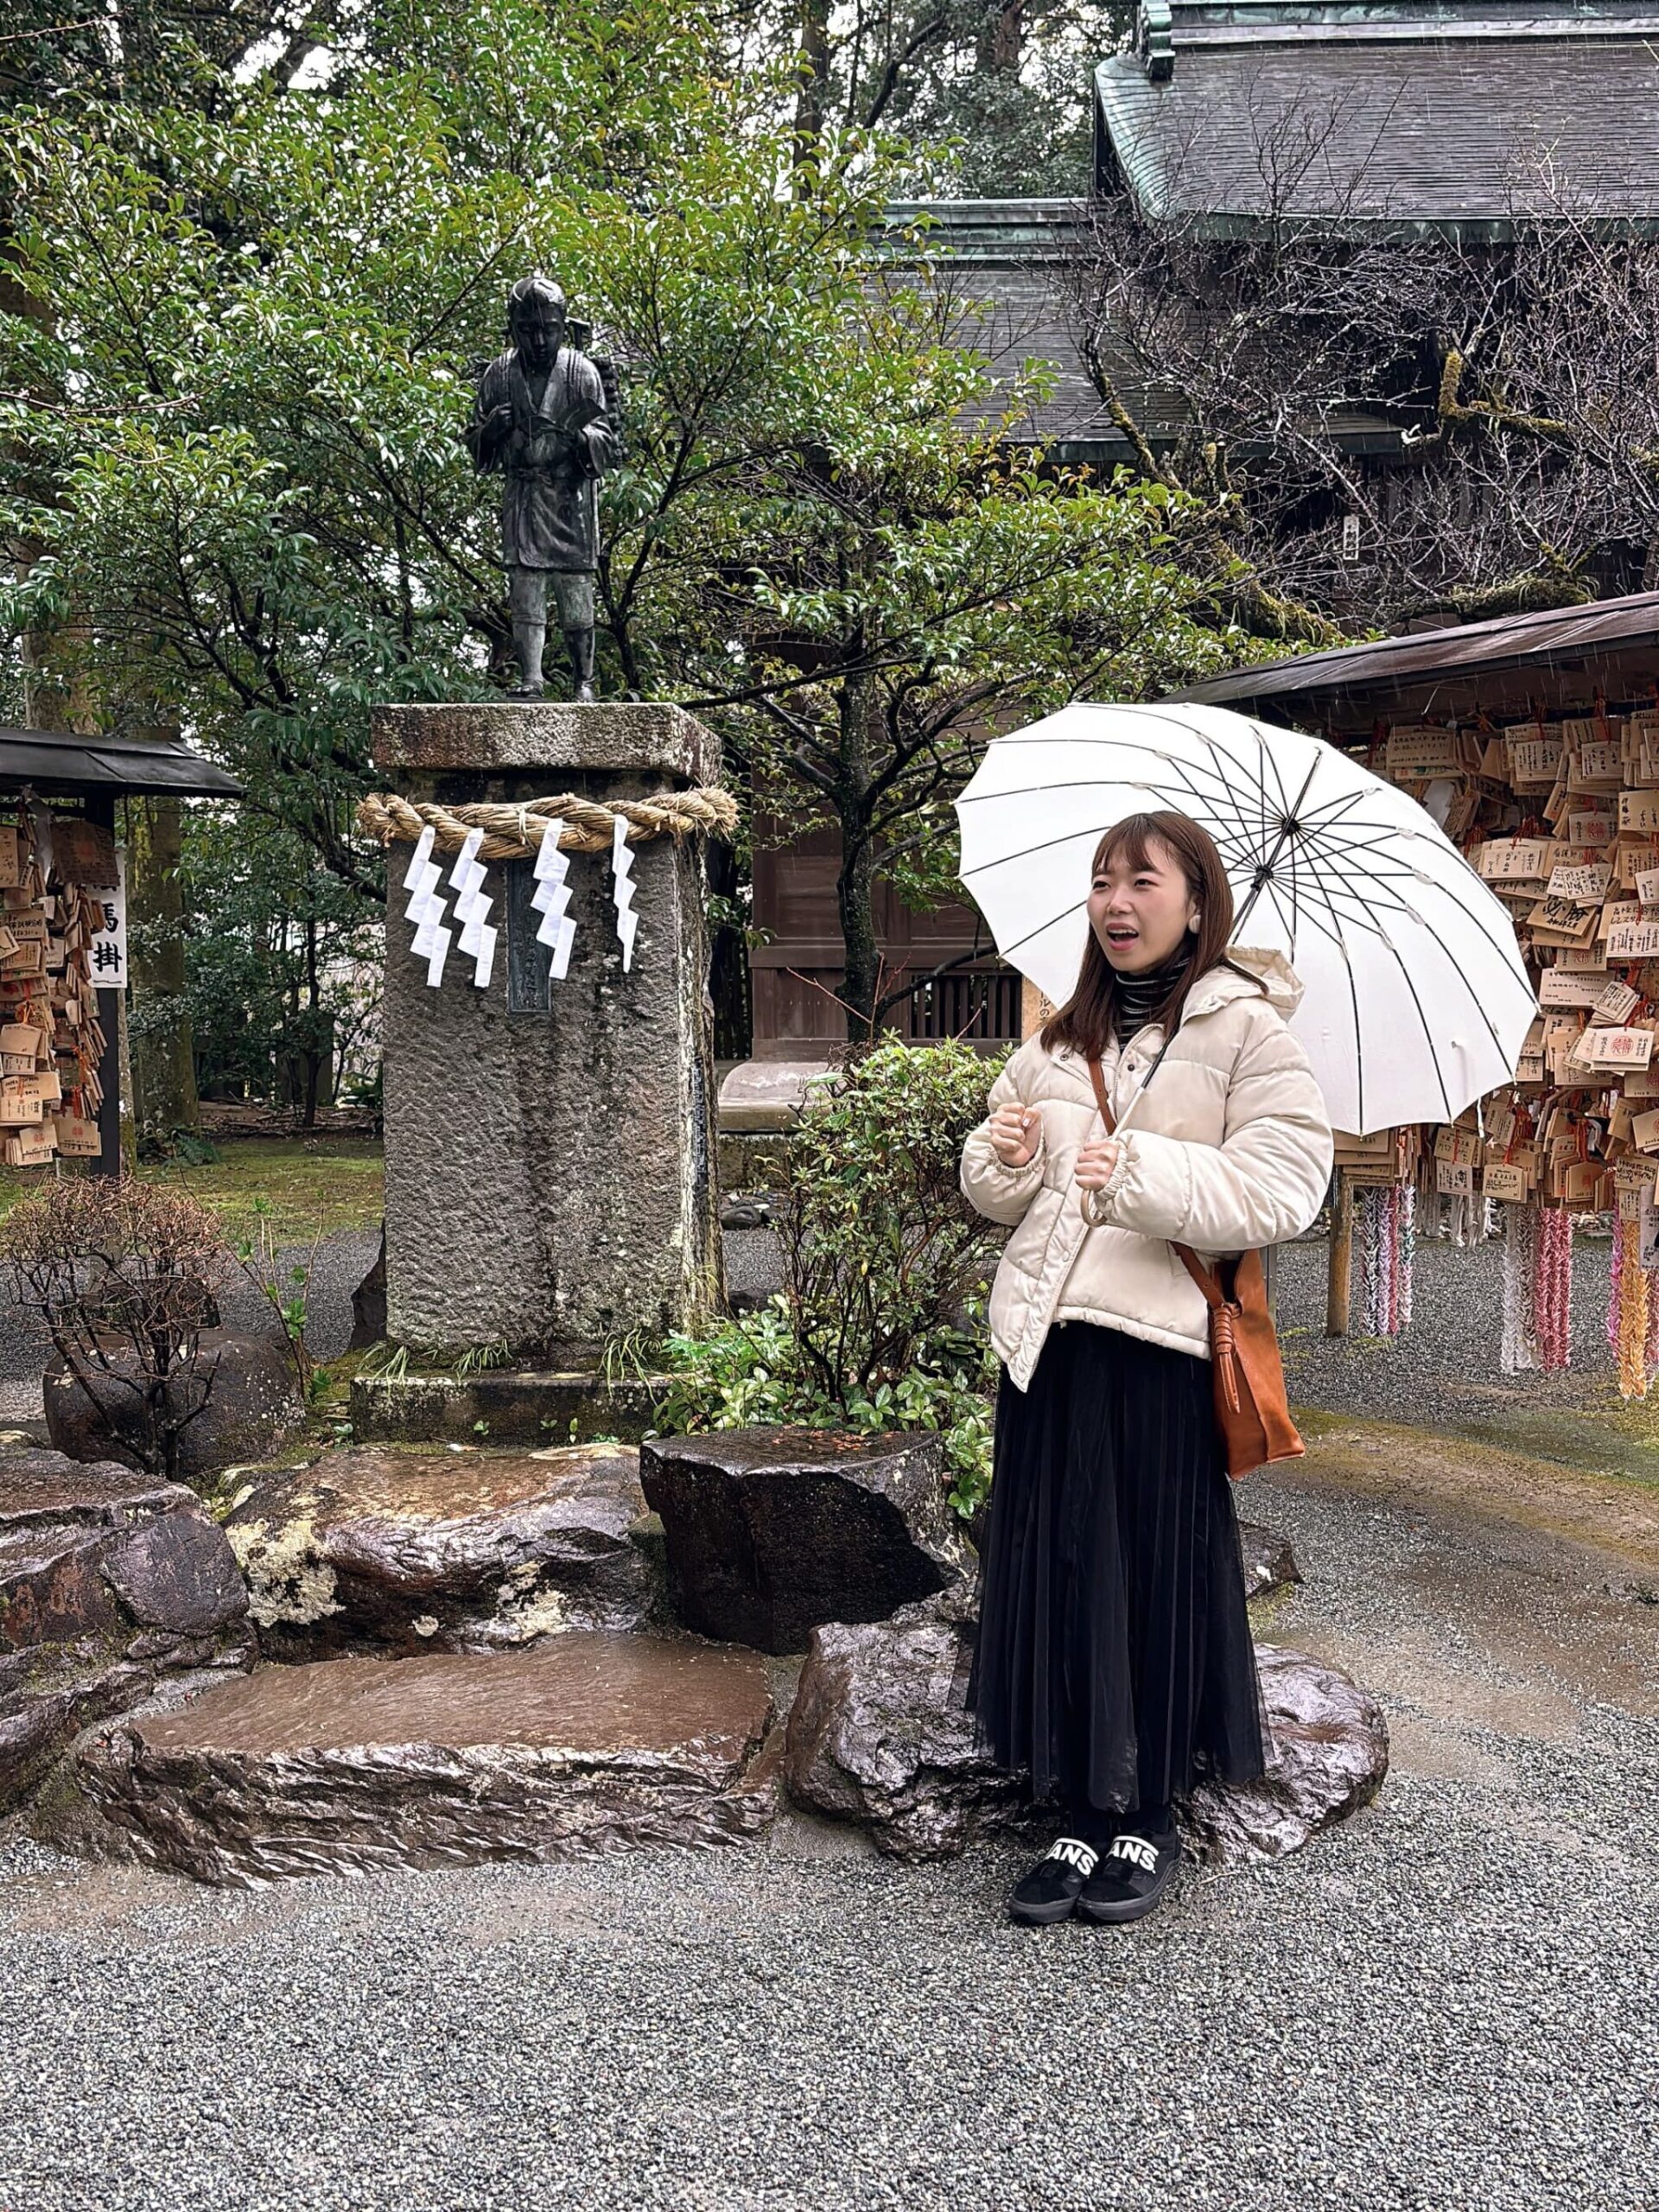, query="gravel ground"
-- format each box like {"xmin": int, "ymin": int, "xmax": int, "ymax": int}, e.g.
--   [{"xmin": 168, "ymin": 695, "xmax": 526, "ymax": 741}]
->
[
  {"xmin": 0, "ymin": 1198, "xmax": 1639, "ymax": 1447},
  {"xmin": 720, "ymin": 1210, "xmax": 1659, "ymax": 1455},
  {"xmin": 2, "ymin": 1450, "xmax": 1656, "ymax": 2210},
  {"xmin": 1271, "ymin": 1225, "xmax": 1633, "ymax": 1430},
  {"xmin": 3, "ymin": 1192, "xmax": 1656, "ymax": 2206}
]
